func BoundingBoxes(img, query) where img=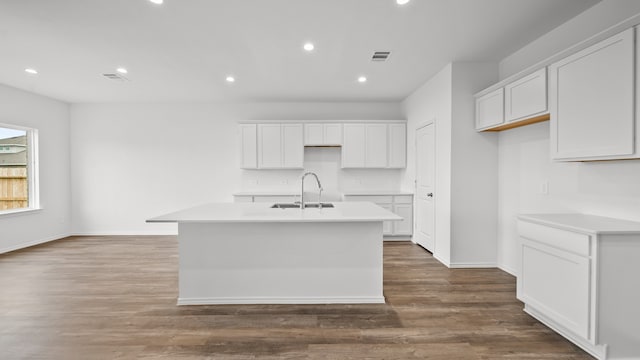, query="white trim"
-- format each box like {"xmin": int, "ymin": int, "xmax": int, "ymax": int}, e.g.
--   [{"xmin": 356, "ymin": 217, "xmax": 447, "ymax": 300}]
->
[
  {"xmin": 524, "ymin": 304, "xmax": 607, "ymax": 360},
  {"xmin": 177, "ymin": 296, "xmax": 386, "ymax": 305},
  {"xmin": 0, "ymin": 122, "xmax": 39, "ymax": 212},
  {"xmin": 0, "ymin": 207, "xmax": 42, "ymax": 218},
  {"xmin": 498, "ymin": 263, "xmax": 518, "ymax": 276},
  {"xmin": 0, "ymin": 232, "xmax": 70, "ymax": 254},
  {"xmin": 71, "ymin": 230, "xmax": 178, "ymax": 236},
  {"xmin": 448, "ymin": 262, "xmax": 498, "ymax": 269},
  {"xmin": 433, "ymin": 253, "xmax": 450, "ymax": 267},
  {"xmin": 238, "ymin": 119, "xmax": 406, "ymax": 124}
]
